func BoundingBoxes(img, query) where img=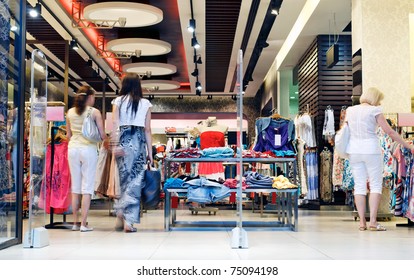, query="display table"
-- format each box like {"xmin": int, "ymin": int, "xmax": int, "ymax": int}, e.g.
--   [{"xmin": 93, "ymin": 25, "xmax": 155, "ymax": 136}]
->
[{"xmin": 164, "ymin": 157, "xmax": 298, "ymax": 231}]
